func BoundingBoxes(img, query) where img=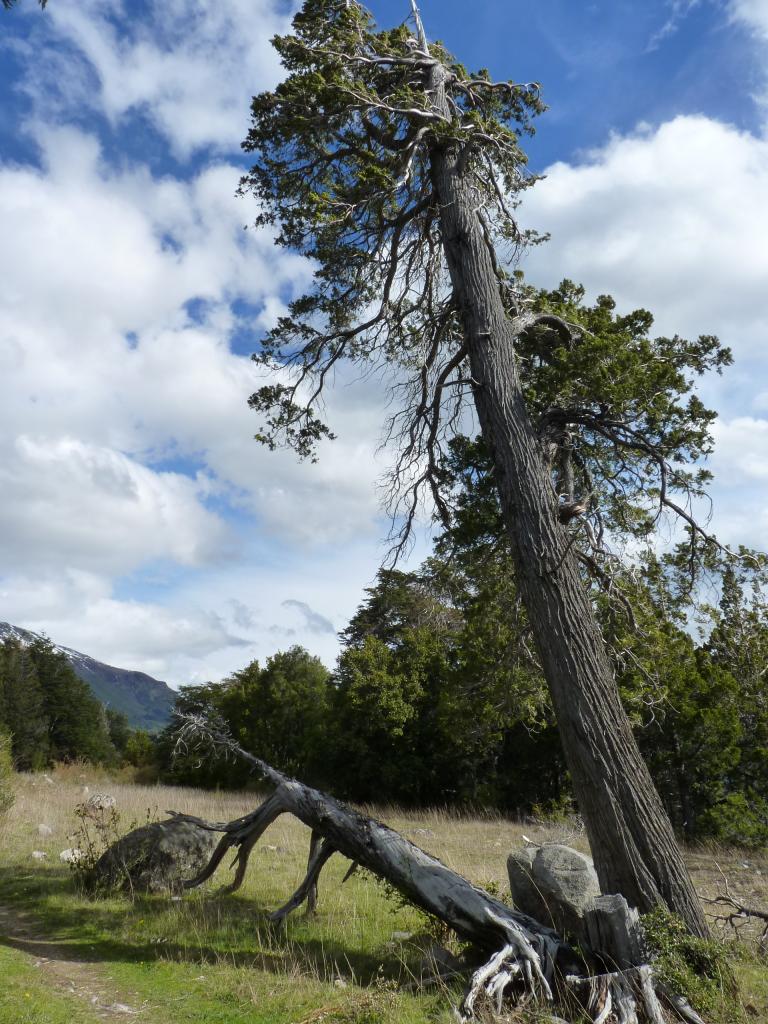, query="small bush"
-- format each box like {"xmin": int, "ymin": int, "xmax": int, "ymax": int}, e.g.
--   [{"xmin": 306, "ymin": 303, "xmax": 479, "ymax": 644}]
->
[
  {"xmin": 643, "ymin": 907, "xmax": 742, "ymax": 1023},
  {"xmin": 0, "ymin": 728, "xmax": 15, "ymax": 816}
]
